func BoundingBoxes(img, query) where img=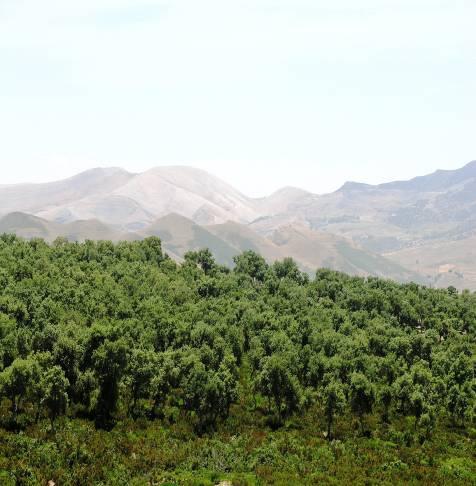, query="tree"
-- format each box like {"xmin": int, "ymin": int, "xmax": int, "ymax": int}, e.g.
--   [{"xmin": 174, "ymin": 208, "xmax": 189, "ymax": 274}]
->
[
  {"xmin": 193, "ymin": 370, "xmax": 237, "ymax": 432},
  {"xmin": 408, "ymin": 361, "xmax": 438, "ymax": 429},
  {"xmin": 349, "ymin": 372, "xmax": 375, "ymax": 433},
  {"xmin": 378, "ymin": 384, "xmax": 393, "ymax": 424},
  {"xmin": 125, "ymin": 348, "xmax": 157, "ymax": 416},
  {"xmin": 92, "ymin": 339, "xmax": 128, "ymax": 429},
  {"xmin": 256, "ymin": 354, "xmax": 302, "ymax": 422},
  {"xmin": 323, "ymin": 379, "xmax": 346, "ymax": 440},
  {"xmin": 419, "ymin": 408, "xmax": 436, "ymax": 439},
  {"xmin": 447, "ymin": 382, "xmax": 475, "ymax": 427},
  {"xmin": 273, "ymin": 258, "xmax": 308, "ymax": 285},
  {"xmin": 392, "ymin": 361, "xmax": 438, "ymax": 430},
  {"xmin": 181, "ymin": 357, "xmax": 216, "ymax": 430},
  {"xmin": 215, "ymin": 353, "xmax": 239, "ymax": 418},
  {"xmin": 140, "ymin": 236, "xmax": 165, "ymax": 265},
  {"xmin": 233, "ymin": 251, "xmax": 268, "ymax": 283},
  {"xmin": 184, "ymin": 248, "xmax": 216, "ymax": 275},
  {"xmin": 76, "ymin": 370, "xmax": 98, "ymax": 413},
  {"xmin": 0, "ymin": 358, "xmax": 40, "ymax": 418},
  {"xmin": 393, "ymin": 372, "xmax": 413, "ymax": 415},
  {"xmin": 150, "ymin": 351, "xmax": 181, "ymax": 415},
  {"xmin": 53, "ymin": 334, "xmax": 81, "ymax": 395},
  {"xmin": 409, "ymin": 389, "xmax": 426, "ymax": 429},
  {"xmin": 0, "ymin": 313, "xmax": 17, "ymax": 368},
  {"xmin": 40, "ymin": 366, "xmax": 69, "ymax": 432},
  {"xmin": 179, "ymin": 350, "xmax": 237, "ymax": 432}
]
